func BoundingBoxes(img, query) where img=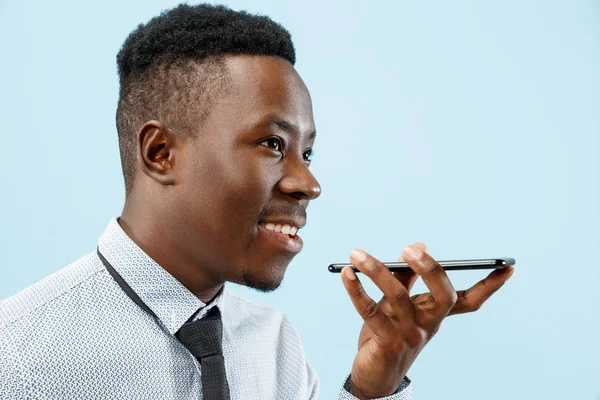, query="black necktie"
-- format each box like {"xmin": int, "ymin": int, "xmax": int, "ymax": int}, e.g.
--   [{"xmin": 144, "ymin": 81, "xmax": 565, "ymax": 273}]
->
[{"xmin": 176, "ymin": 306, "xmax": 231, "ymax": 400}]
